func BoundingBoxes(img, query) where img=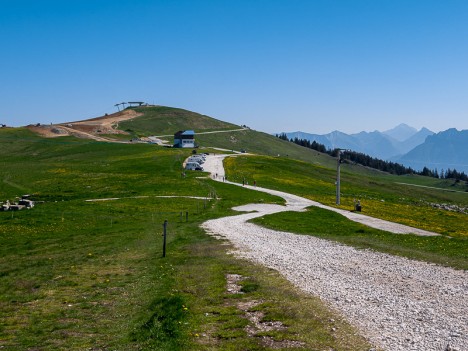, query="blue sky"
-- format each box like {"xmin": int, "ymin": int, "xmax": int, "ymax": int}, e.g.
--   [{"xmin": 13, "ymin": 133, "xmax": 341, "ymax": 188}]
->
[{"xmin": 1, "ymin": 0, "xmax": 467, "ymax": 134}]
